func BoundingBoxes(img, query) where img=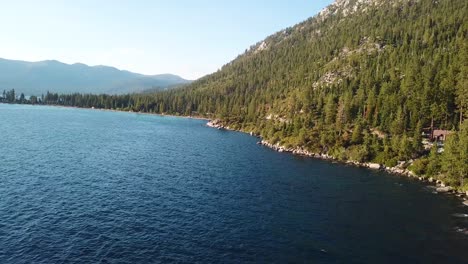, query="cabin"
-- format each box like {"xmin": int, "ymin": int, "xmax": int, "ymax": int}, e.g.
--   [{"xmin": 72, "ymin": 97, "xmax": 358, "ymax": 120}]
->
[
  {"xmin": 431, "ymin": 130, "xmax": 452, "ymax": 141},
  {"xmin": 422, "ymin": 128, "xmax": 453, "ymax": 142}
]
